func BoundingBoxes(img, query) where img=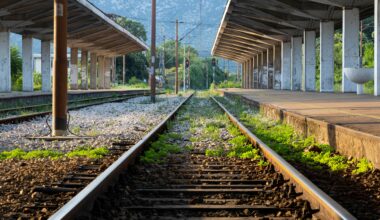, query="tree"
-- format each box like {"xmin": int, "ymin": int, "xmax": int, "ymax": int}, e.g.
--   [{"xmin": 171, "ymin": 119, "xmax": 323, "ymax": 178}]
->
[
  {"xmin": 108, "ymin": 14, "xmax": 147, "ymax": 41},
  {"xmin": 11, "ymin": 46, "xmax": 22, "ymax": 91},
  {"xmin": 108, "ymin": 14, "xmax": 149, "ymax": 83}
]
